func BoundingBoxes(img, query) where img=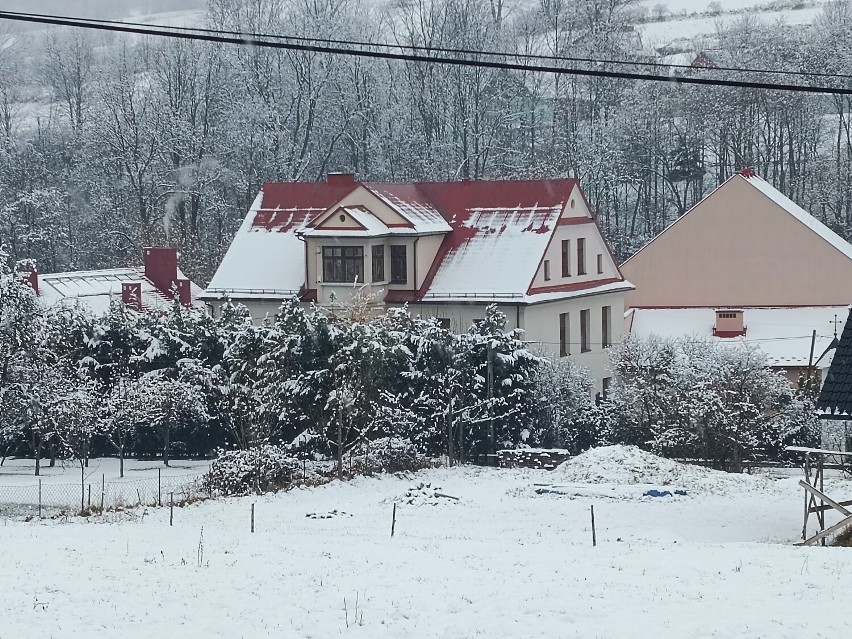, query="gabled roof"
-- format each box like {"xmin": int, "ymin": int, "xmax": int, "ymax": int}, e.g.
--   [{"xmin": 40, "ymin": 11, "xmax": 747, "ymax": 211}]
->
[
  {"xmin": 38, "ymin": 268, "xmax": 204, "ymax": 315},
  {"xmin": 818, "ymin": 307, "xmax": 852, "ymax": 416},
  {"xmin": 204, "ymin": 176, "xmax": 628, "ymax": 302},
  {"xmin": 625, "ymin": 172, "xmax": 852, "ymax": 267},
  {"xmin": 744, "ymin": 174, "xmax": 852, "ymax": 261},
  {"xmin": 628, "ymin": 306, "xmax": 848, "ymax": 368}
]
